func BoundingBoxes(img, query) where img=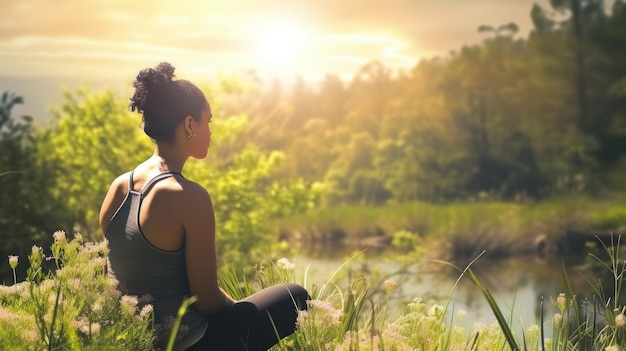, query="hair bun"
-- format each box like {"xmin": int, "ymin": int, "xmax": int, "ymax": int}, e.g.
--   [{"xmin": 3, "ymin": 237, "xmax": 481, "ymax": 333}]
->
[
  {"xmin": 129, "ymin": 62, "xmax": 176, "ymax": 113},
  {"xmin": 136, "ymin": 62, "xmax": 175, "ymax": 89},
  {"xmin": 155, "ymin": 62, "xmax": 175, "ymax": 80}
]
